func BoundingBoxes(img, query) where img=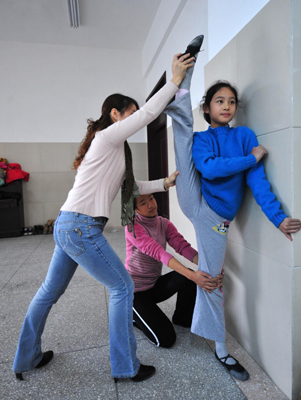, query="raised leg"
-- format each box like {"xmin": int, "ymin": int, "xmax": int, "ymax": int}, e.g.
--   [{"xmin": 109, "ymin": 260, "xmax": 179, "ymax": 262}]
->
[{"xmin": 164, "ymin": 93, "xmax": 202, "ymax": 220}]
